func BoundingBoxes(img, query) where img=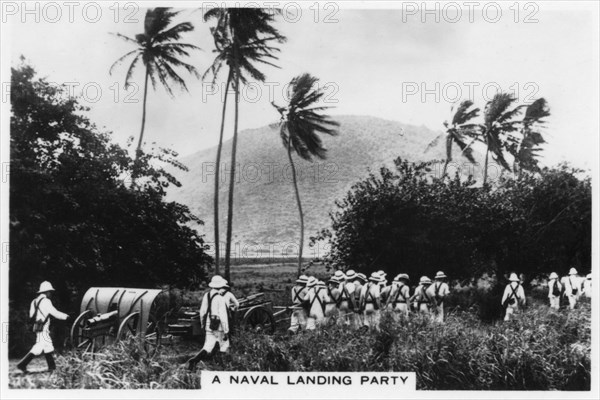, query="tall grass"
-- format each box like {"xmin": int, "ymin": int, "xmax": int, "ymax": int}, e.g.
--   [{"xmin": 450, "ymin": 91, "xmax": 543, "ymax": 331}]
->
[{"xmin": 10, "ymin": 300, "xmax": 590, "ymax": 390}]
